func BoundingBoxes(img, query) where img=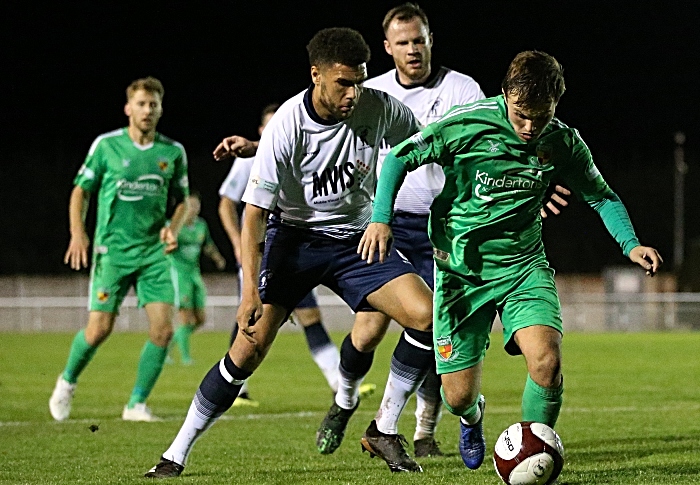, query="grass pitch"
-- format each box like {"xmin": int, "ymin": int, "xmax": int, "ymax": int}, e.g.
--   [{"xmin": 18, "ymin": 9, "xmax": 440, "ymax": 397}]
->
[{"xmin": 1, "ymin": 330, "xmax": 700, "ymax": 484}]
